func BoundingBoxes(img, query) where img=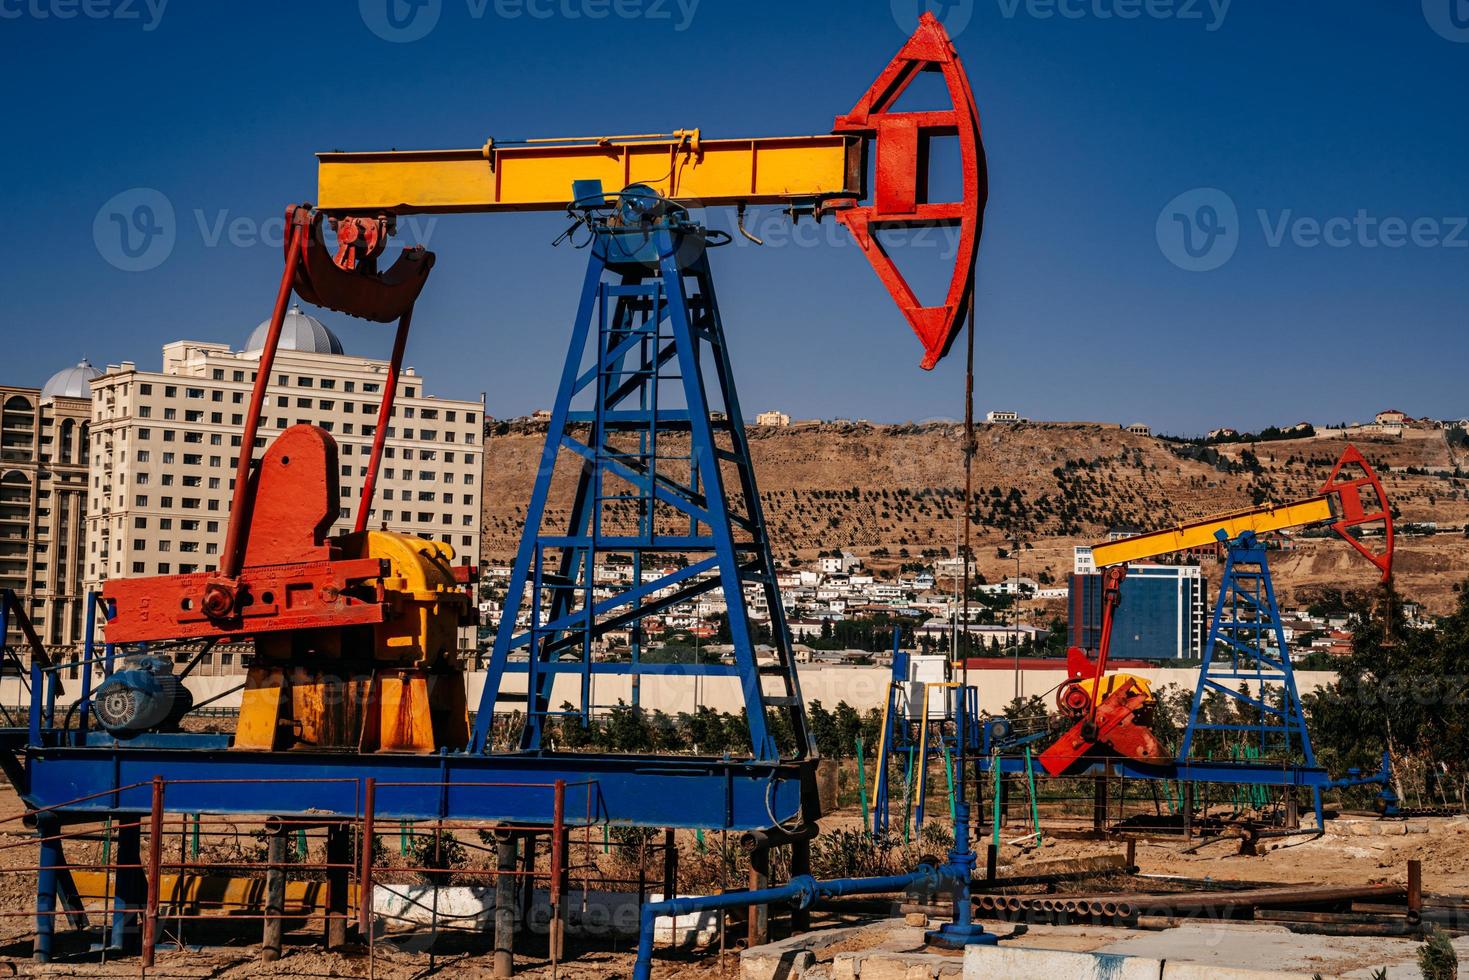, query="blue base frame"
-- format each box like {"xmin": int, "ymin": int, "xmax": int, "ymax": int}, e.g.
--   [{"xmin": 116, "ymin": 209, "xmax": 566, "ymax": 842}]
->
[
  {"xmin": 12, "ymin": 732, "xmax": 814, "ymax": 829},
  {"xmin": 973, "ymin": 753, "xmax": 1330, "ymax": 826}
]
